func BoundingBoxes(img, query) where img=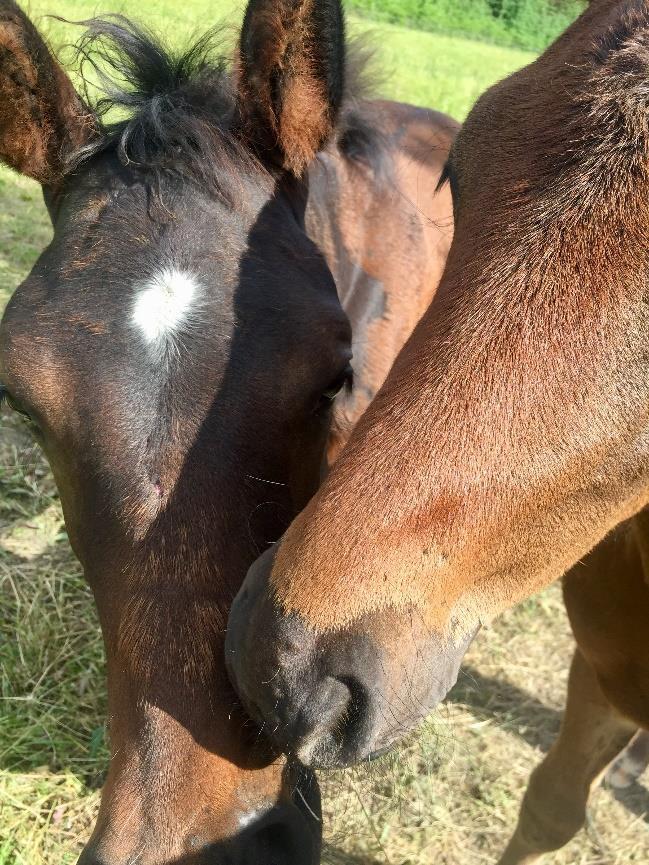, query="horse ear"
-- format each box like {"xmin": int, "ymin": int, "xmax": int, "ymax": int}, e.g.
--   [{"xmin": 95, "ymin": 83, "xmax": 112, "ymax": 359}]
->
[
  {"xmin": 0, "ymin": 1, "xmax": 95, "ymax": 185},
  {"xmin": 237, "ymin": 0, "xmax": 346, "ymax": 176}
]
